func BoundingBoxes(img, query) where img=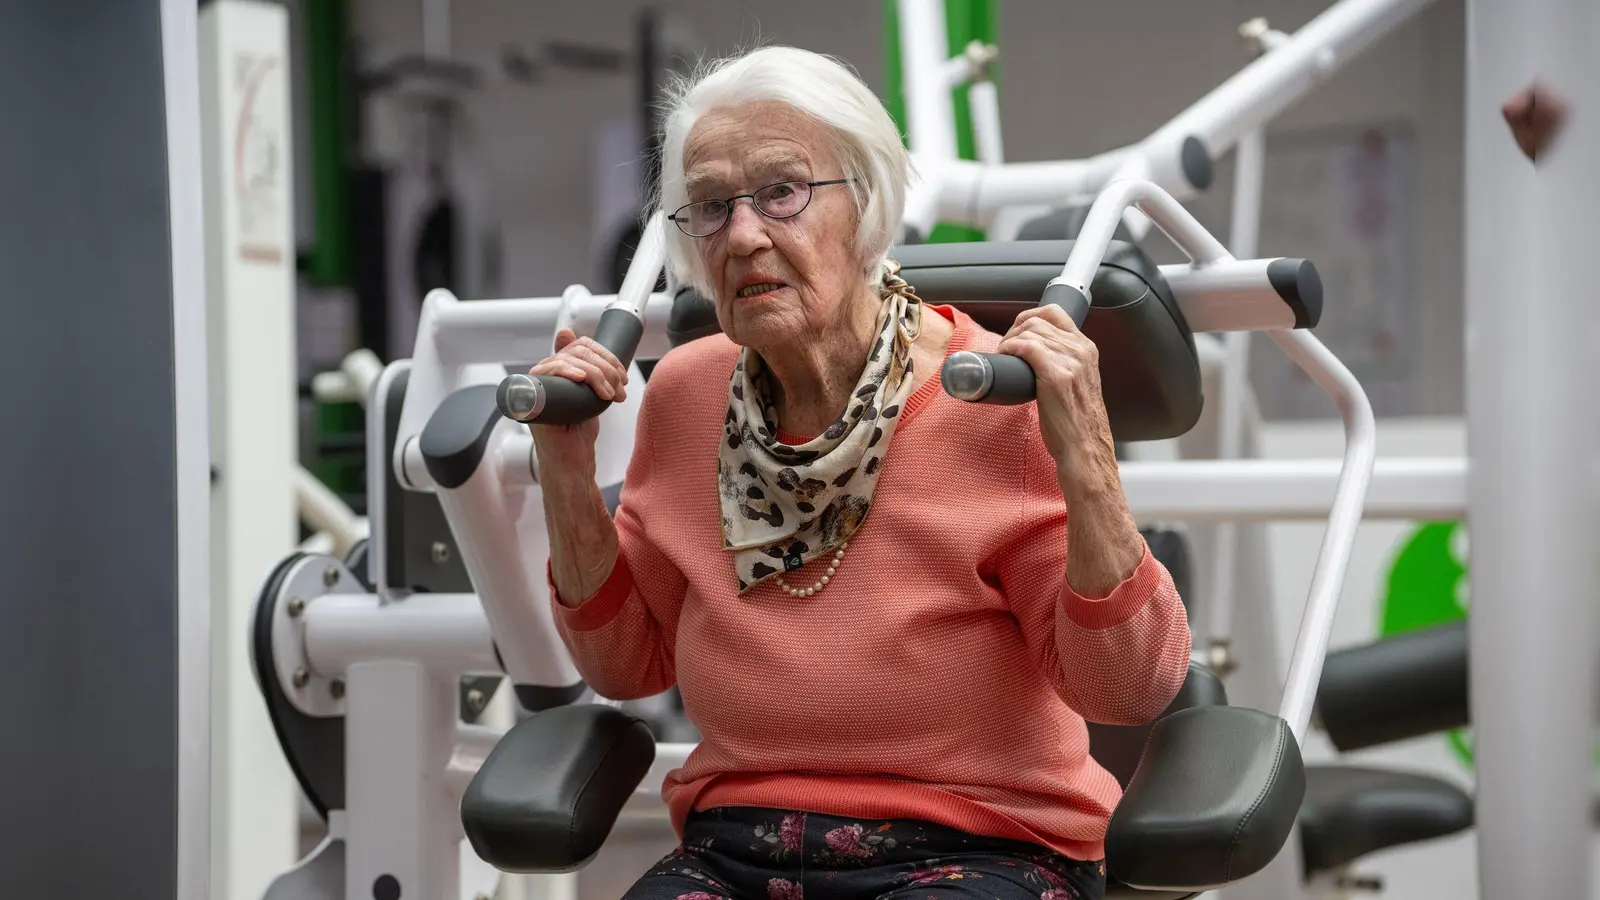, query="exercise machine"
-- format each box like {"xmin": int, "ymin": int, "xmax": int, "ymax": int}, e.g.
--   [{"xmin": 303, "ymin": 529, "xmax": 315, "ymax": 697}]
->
[
  {"xmin": 896, "ymin": 0, "xmax": 1443, "ymax": 245},
  {"xmin": 252, "ymin": 171, "xmax": 1405, "ymax": 899}
]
